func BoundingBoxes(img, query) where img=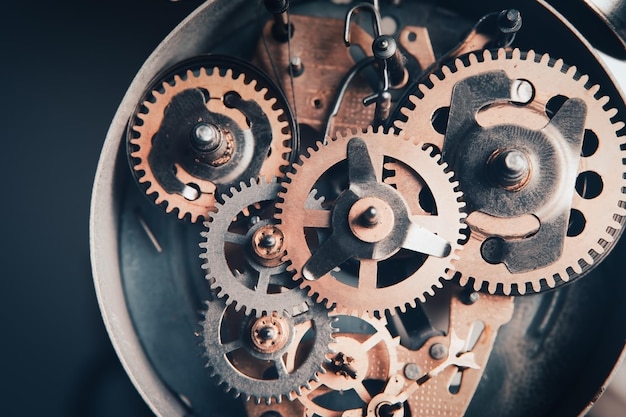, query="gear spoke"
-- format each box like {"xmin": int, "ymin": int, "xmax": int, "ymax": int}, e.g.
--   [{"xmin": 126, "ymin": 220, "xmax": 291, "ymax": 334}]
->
[
  {"xmin": 224, "ymin": 231, "xmax": 248, "ymax": 246},
  {"xmin": 255, "ymin": 269, "xmax": 272, "ymax": 293},
  {"xmin": 354, "ymin": 382, "xmax": 373, "ymax": 403},
  {"xmin": 357, "ymin": 259, "xmax": 379, "ymax": 290},
  {"xmin": 302, "ymin": 234, "xmax": 353, "ymax": 281},
  {"xmin": 360, "ymin": 331, "xmax": 383, "ymax": 352},
  {"xmin": 219, "ymin": 339, "xmax": 244, "ymax": 355},
  {"xmin": 302, "ymin": 208, "xmax": 332, "ymax": 228},
  {"xmin": 347, "ymin": 137, "xmax": 378, "ymax": 189},
  {"xmin": 410, "ymin": 214, "xmax": 446, "ymax": 235},
  {"xmin": 274, "ymin": 358, "xmax": 289, "ymax": 377}
]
